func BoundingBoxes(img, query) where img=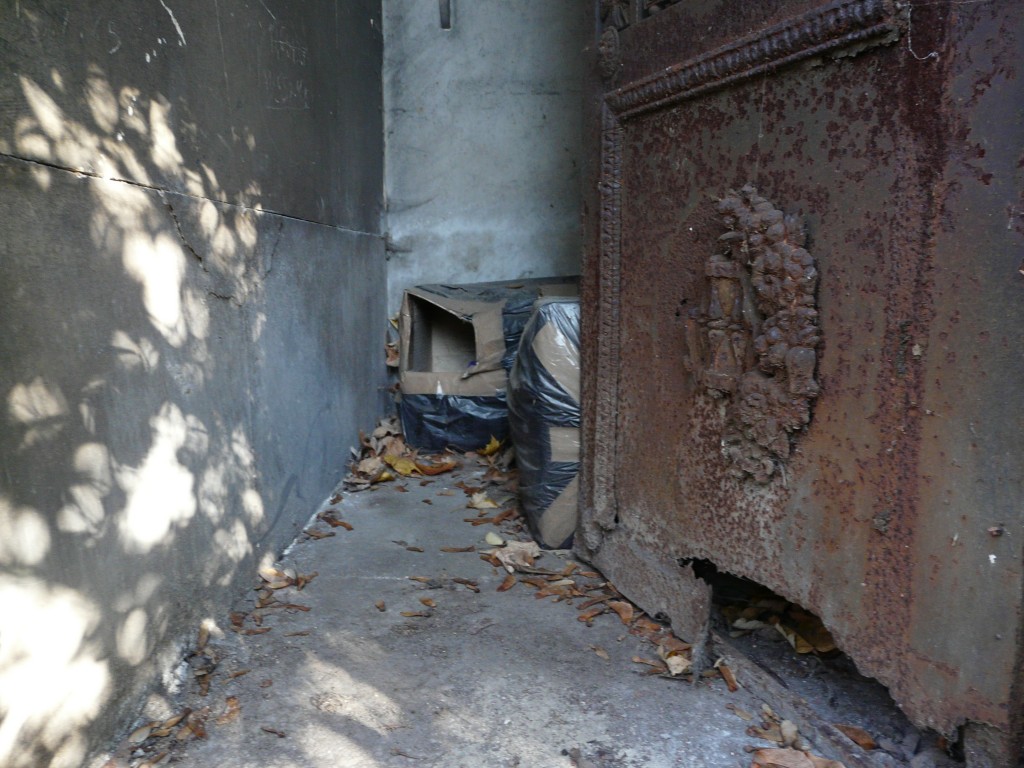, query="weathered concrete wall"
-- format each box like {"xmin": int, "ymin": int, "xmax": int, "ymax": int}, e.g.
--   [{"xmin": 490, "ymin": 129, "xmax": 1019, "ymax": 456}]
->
[
  {"xmin": 0, "ymin": 2, "xmax": 384, "ymax": 766},
  {"xmin": 382, "ymin": 0, "xmax": 587, "ymax": 311}
]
